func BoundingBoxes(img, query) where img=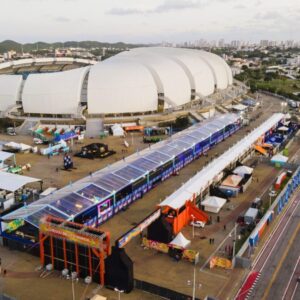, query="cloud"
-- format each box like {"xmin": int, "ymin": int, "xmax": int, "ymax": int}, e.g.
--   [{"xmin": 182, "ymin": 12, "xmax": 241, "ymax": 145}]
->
[
  {"xmin": 54, "ymin": 16, "xmax": 71, "ymax": 22},
  {"xmin": 107, "ymin": 0, "xmax": 205, "ymax": 16},
  {"xmin": 107, "ymin": 8, "xmax": 144, "ymax": 16},
  {"xmin": 234, "ymin": 4, "xmax": 246, "ymax": 9},
  {"xmin": 154, "ymin": 0, "xmax": 202, "ymax": 13}
]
